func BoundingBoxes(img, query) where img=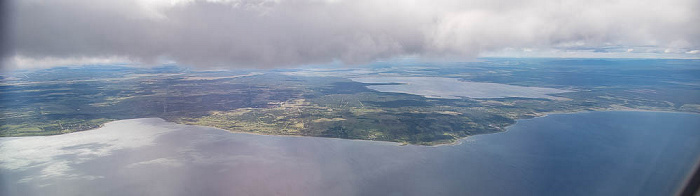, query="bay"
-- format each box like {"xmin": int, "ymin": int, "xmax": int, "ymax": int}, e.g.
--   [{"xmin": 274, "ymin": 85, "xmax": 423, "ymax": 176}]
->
[{"xmin": 1, "ymin": 111, "xmax": 699, "ymax": 196}]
